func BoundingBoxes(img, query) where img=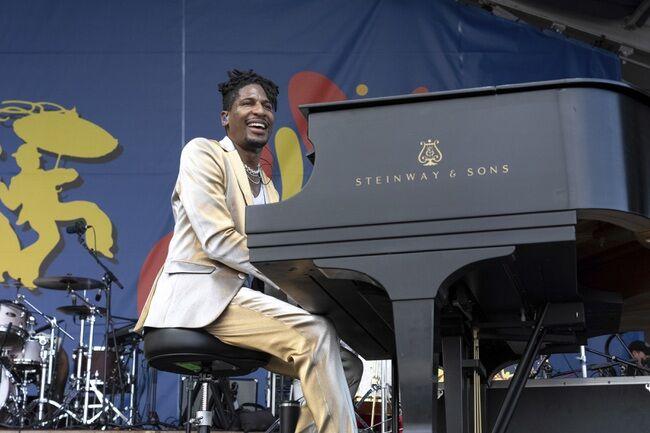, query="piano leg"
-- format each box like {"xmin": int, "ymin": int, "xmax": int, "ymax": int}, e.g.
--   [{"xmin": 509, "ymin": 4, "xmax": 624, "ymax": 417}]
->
[
  {"xmin": 393, "ymin": 298, "xmax": 438, "ymax": 433},
  {"xmin": 315, "ymin": 246, "xmax": 514, "ymax": 433},
  {"xmin": 442, "ymin": 335, "xmax": 470, "ymax": 433}
]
